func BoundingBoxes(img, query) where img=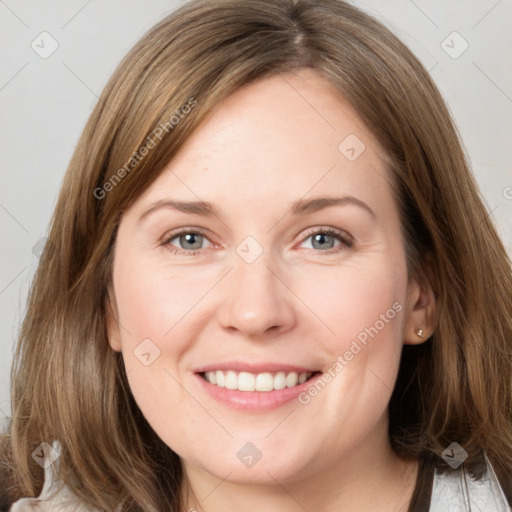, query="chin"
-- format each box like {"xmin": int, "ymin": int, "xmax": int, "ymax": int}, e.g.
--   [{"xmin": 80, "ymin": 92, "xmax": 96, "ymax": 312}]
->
[{"xmin": 182, "ymin": 445, "xmax": 316, "ymax": 486}]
